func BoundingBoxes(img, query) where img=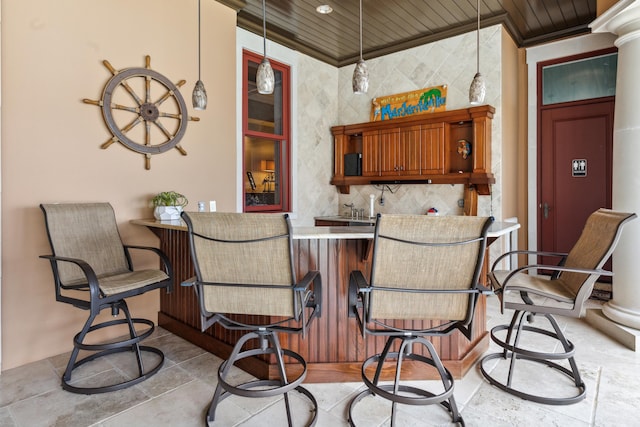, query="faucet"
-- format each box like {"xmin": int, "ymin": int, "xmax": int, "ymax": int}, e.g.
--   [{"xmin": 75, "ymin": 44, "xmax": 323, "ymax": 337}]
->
[{"xmin": 343, "ymin": 203, "xmax": 356, "ymax": 219}]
